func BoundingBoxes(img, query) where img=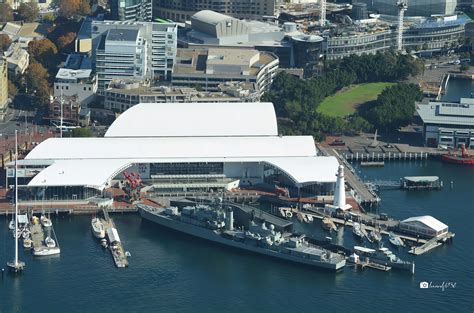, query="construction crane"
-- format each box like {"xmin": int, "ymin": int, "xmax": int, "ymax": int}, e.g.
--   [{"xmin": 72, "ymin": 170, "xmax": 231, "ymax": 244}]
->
[
  {"xmin": 396, "ymin": 0, "xmax": 408, "ymax": 52},
  {"xmin": 320, "ymin": 0, "xmax": 327, "ymax": 27}
]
